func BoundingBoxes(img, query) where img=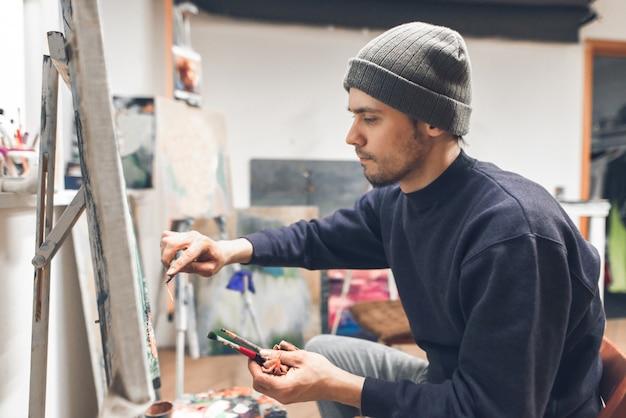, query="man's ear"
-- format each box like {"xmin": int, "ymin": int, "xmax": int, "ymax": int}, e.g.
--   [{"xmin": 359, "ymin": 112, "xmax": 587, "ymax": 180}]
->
[{"xmin": 427, "ymin": 125, "xmax": 446, "ymax": 137}]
